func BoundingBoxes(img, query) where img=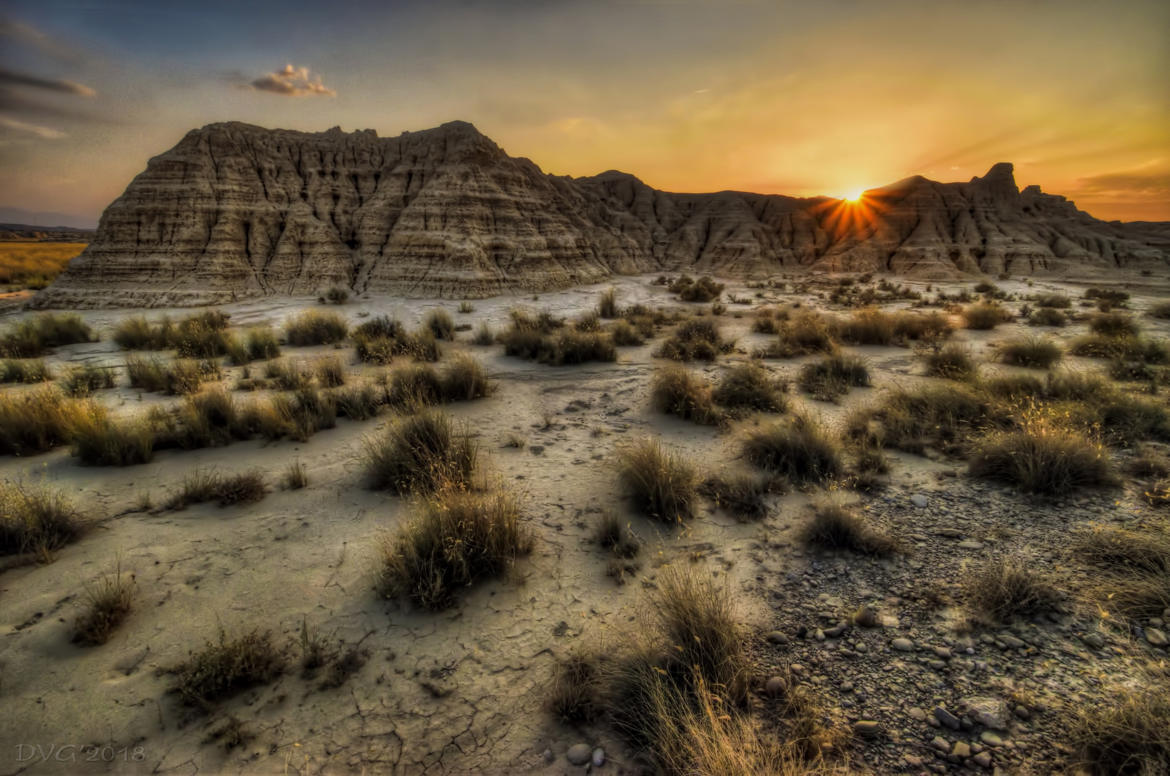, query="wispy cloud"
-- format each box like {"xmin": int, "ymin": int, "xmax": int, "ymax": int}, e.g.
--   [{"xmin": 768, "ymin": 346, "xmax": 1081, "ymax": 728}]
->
[
  {"xmin": 0, "ymin": 67, "xmax": 96, "ymax": 97},
  {"xmin": 249, "ymin": 64, "xmax": 336, "ymax": 97},
  {"xmin": 1075, "ymin": 166, "xmax": 1170, "ymax": 198},
  {"xmin": 0, "ymin": 115, "xmax": 67, "ymax": 139}
]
